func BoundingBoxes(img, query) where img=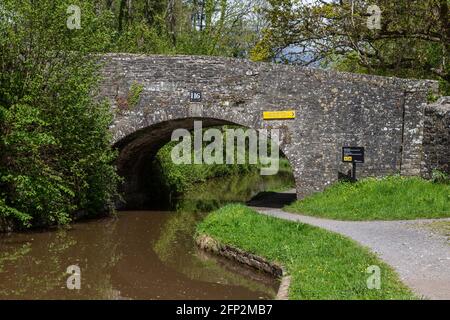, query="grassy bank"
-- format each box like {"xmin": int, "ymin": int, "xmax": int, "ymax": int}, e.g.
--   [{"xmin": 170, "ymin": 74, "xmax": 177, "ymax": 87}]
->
[
  {"xmin": 196, "ymin": 204, "xmax": 415, "ymax": 300},
  {"xmin": 285, "ymin": 176, "xmax": 450, "ymax": 221}
]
